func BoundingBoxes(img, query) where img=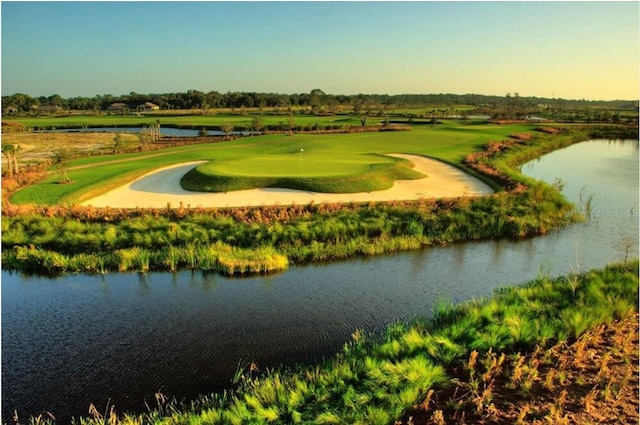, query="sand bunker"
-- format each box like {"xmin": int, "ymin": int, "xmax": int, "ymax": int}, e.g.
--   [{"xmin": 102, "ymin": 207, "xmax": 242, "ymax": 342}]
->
[{"xmin": 81, "ymin": 154, "xmax": 493, "ymax": 208}]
